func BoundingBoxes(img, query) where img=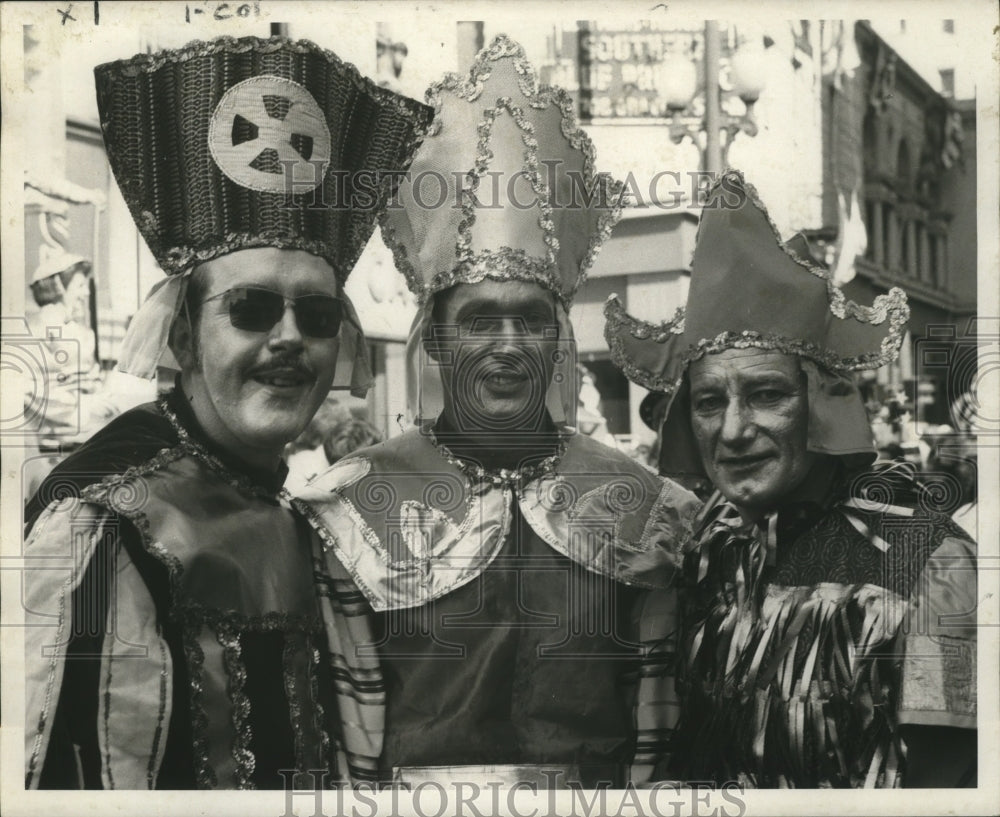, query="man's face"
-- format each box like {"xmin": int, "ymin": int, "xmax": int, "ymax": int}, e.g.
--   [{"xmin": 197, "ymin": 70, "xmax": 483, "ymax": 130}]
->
[
  {"xmin": 431, "ymin": 280, "xmax": 559, "ymax": 434},
  {"xmin": 176, "ymin": 248, "xmax": 342, "ymax": 465},
  {"xmin": 688, "ymin": 348, "xmax": 815, "ymax": 514}
]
